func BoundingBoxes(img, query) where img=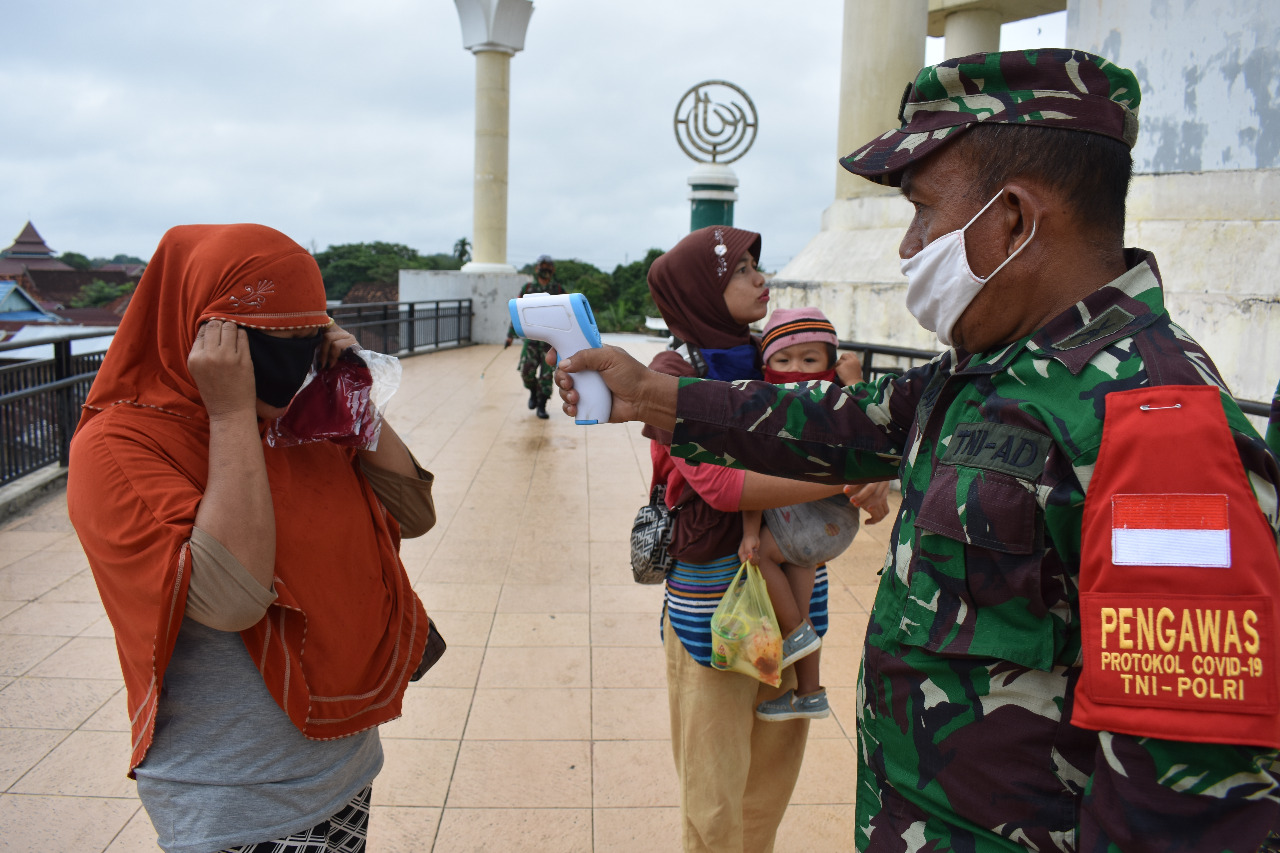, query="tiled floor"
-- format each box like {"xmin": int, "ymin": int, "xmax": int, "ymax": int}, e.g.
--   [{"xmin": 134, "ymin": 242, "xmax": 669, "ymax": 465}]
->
[{"xmin": 0, "ymin": 334, "xmax": 898, "ymax": 852}]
